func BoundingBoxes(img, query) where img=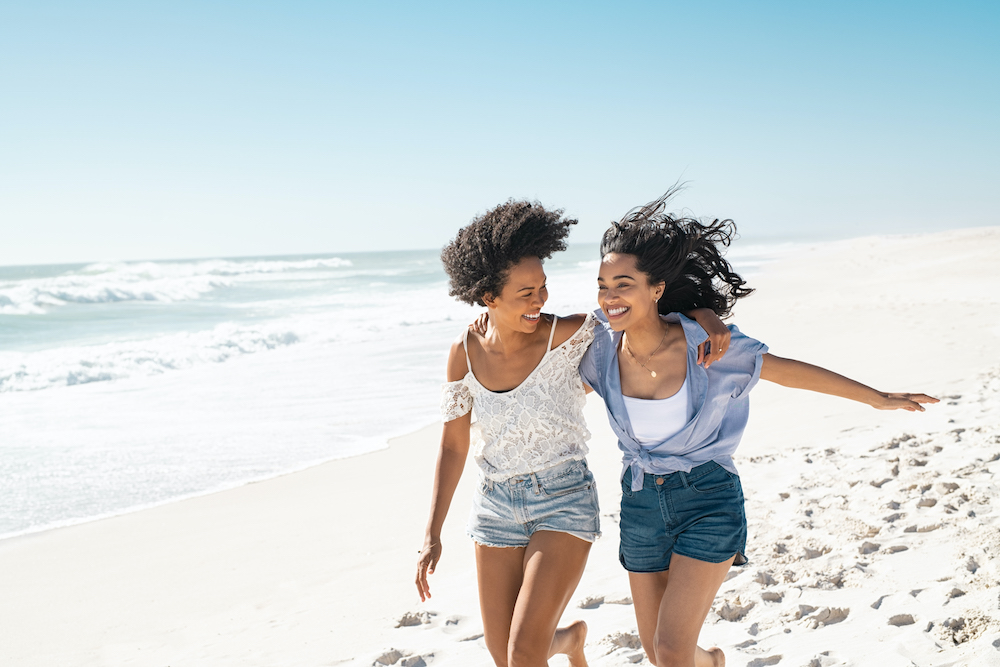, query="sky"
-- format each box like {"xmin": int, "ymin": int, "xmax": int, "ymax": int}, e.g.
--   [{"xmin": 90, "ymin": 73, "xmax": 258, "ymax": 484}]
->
[{"xmin": 1, "ymin": 1, "xmax": 998, "ymax": 266}]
